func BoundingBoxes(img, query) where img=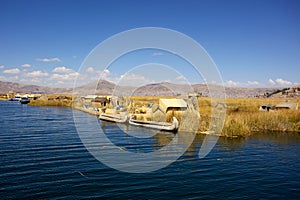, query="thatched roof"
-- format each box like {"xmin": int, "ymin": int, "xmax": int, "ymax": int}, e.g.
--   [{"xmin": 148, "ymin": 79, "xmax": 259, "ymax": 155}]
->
[
  {"xmin": 159, "ymin": 98, "xmax": 187, "ymax": 112},
  {"xmin": 84, "ymin": 95, "xmax": 97, "ymax": 99},
  {"xmin": 276, "ymin": 102, "xmax": 297, "ymax": 109}
]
